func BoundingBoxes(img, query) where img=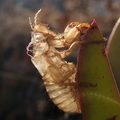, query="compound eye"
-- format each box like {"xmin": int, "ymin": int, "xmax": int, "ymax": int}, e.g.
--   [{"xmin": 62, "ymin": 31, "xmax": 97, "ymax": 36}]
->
[
  {"xmin": 31, "ymin": 32, "xmax": 44, "ymax": 42},
  {"xmin": 35, "ymin": 33, "xmax": 44, "ymax": 41}
]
